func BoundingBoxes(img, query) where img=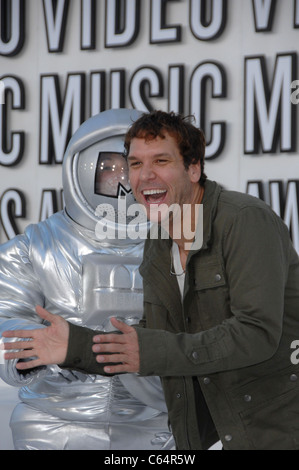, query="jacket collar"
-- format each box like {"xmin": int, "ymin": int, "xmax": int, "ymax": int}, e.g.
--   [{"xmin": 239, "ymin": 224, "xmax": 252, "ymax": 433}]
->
[{"xmin": 191, "ymin": 179, "xmax": 222, "ymax": 254}]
